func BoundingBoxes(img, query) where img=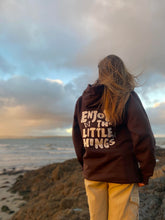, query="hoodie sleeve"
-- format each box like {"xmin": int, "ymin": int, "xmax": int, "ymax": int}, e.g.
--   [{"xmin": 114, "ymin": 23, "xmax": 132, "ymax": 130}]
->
[
  {"xmin": 72, "ymin": 97, "xmax": 85, "ymax": 166},
  {"xmin": 126, "ymin": 91, "xmax": 156, "ymax": 184}
]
